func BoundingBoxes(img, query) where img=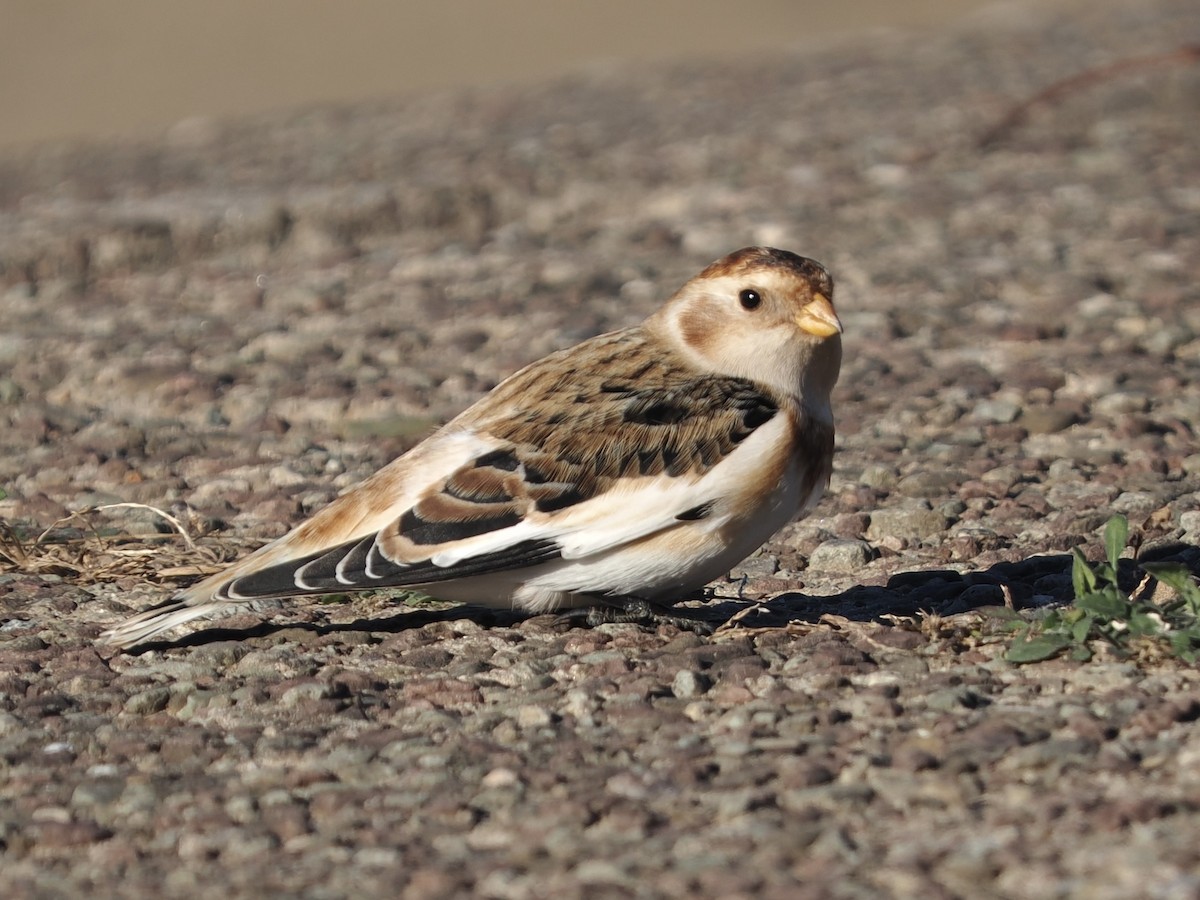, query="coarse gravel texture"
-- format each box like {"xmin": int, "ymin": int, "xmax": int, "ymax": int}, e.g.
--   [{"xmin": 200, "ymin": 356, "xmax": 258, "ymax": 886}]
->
[{"xmin": 3, "ymin": 1, "xmax": 1200, "ymax": 897}]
